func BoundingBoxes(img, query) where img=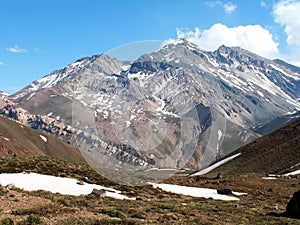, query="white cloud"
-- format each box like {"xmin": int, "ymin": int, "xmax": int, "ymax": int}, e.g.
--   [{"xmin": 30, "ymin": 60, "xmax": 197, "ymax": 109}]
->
[
  {"xmin": 223, "ymin": 2, "xmax": 237, "ymax": 14},
  {"xmin": 273, "ymin": 0, "xmax": 300, "ymax": 66},
  {"xmin": 206, "ymin": 1, "xmax": 237, "ymax": 14},
  {"xmin": 260, "ymin": 1, "xmax": 267, "ymax": 8},
  {"xmin": 7, "ymin": 45, "xmax": 28, "ymax": 53},
  {"xmin": 273, "ymin": 0, "xmax": 300, "ymax": 46},
  {"xmin": 0, "ymin": 62, "xmax": 4, "ymax": 66},
  {"xmin": 176, "ymin": 23, "xmax": 280, "ymax": 59},
  {"xmin": 206, "ymin": 1, "xmax": 222, "ymax": 8}
]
